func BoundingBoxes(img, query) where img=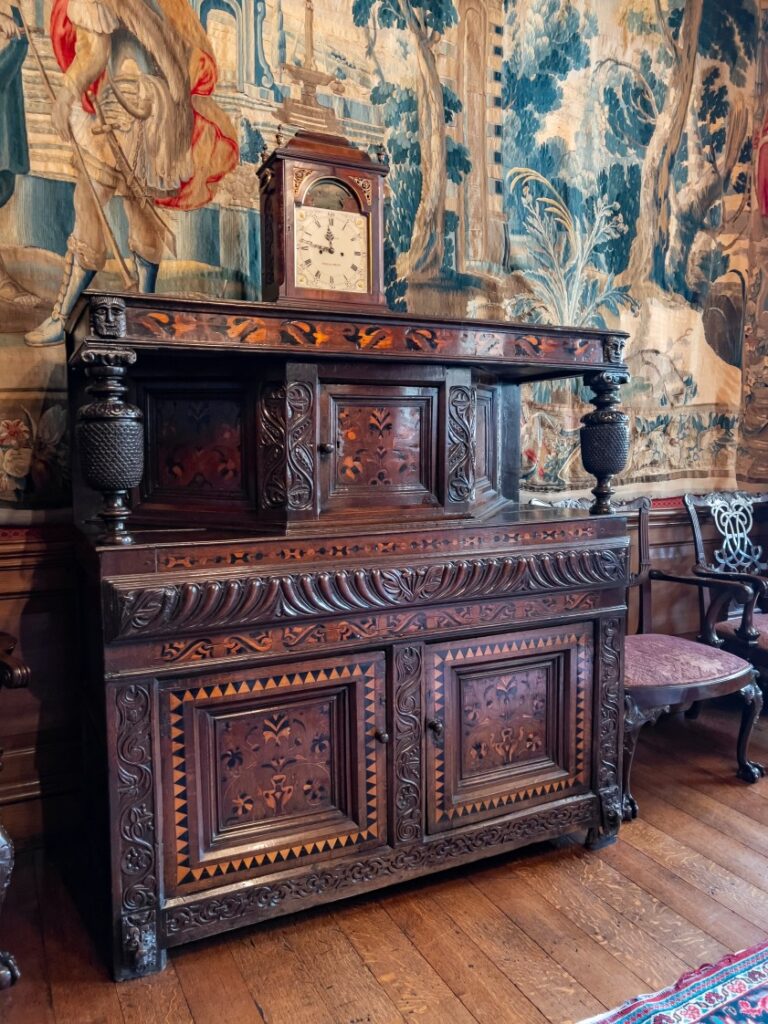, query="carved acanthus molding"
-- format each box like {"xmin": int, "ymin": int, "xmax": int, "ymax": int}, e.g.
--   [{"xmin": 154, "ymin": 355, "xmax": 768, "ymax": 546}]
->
[{"xmin": 106, "ymin": 546, "xmax": 628, "ymax": 640}]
